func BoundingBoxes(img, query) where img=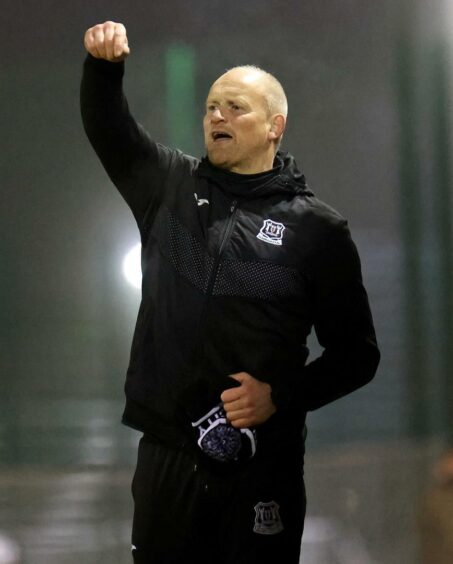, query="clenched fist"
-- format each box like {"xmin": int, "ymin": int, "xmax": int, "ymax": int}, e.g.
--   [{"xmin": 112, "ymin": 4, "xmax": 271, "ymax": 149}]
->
[
  {"xmin": 84, "ymin": 21, "xmax": 130, "ymax": 62},
  {"xmin": 221, "ymin": 372, "xmax": 276, "ymax": 428}
]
